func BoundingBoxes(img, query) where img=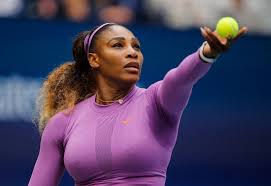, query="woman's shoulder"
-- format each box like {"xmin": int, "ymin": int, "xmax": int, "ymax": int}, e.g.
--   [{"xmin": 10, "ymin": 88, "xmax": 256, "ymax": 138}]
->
[
  {"xmin": 138, "ymin": 81, "xmax": 161, "ymax": 101},
  {"xmin": 41, "ymin": 111, "xmax": 71, "ymax": 142},
  {"xmin": 134, "ymin": 82, "xmax": 161, "ymax": 95},
  {"xmin": 45, "ymin": 111, "xmax": 71, "ymax": 131},
  {"xmin": 50, "ymin": 111, "xmax": 71, "ymax": 124},
  {"xmin": 41, "ymin": 97, "xmax": 93, "ymax": 142},
  {"xmin": 47, "ymin": 97, "xmax": 91, "ymax": 130}
]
